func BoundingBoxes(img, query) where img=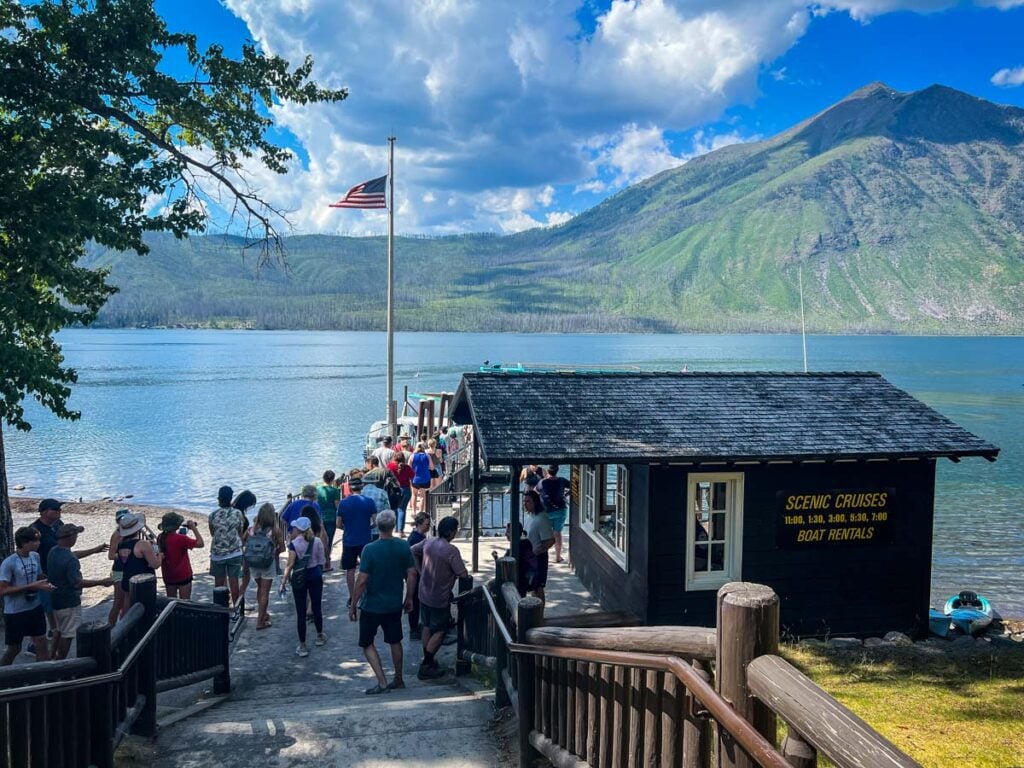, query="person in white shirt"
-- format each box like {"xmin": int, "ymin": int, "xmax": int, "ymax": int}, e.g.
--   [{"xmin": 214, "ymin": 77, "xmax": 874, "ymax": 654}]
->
[{"xmin": 372, "ymin": 436, "xmax": 396, "ymax": 468}]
